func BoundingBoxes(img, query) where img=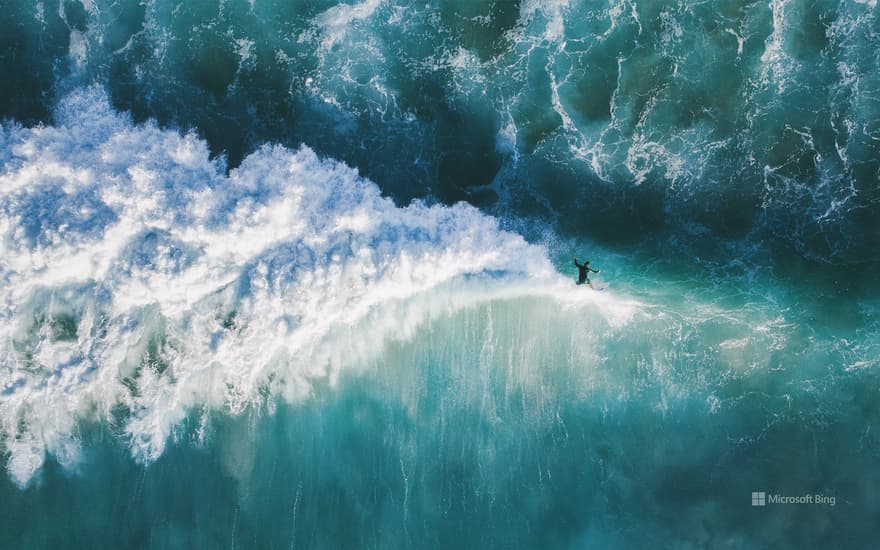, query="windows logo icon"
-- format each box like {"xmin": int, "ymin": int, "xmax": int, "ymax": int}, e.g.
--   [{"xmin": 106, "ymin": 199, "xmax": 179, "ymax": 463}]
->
[{"xmin": 752, "ymin": 492, "xmax": 766, "ymax": 506}]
